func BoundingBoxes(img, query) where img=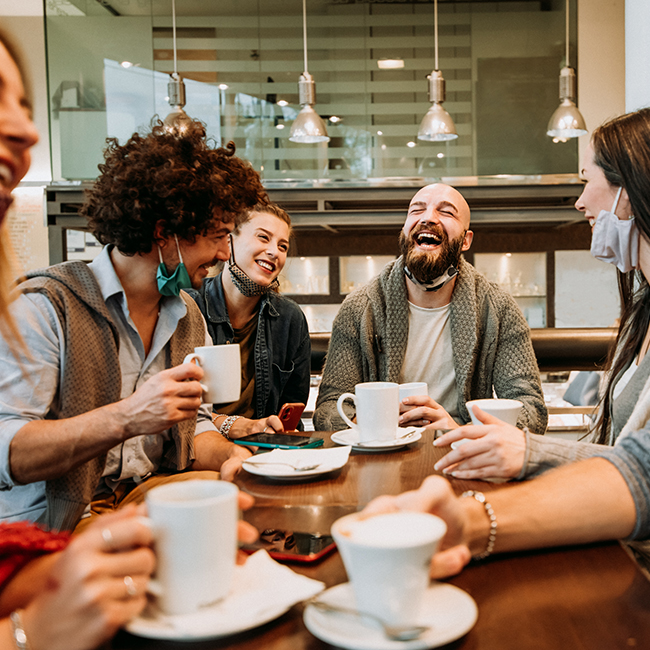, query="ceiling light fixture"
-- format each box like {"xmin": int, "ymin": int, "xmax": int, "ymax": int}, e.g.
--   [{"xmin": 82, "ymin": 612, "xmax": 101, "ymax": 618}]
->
[
  {"xmin": 546, "ymin": 0, "xmax": 587, "ymax": 140},
  {"xmin": 289, "ymin": 0, "xmax": 330, "ymax": 143},
  {"xmin": 417, "ymin": 0, "xmax": 458, "ymax": 142},
  {"xmin": 163, "ymin": 0, "xmax": 192, "ymax": 132}
]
